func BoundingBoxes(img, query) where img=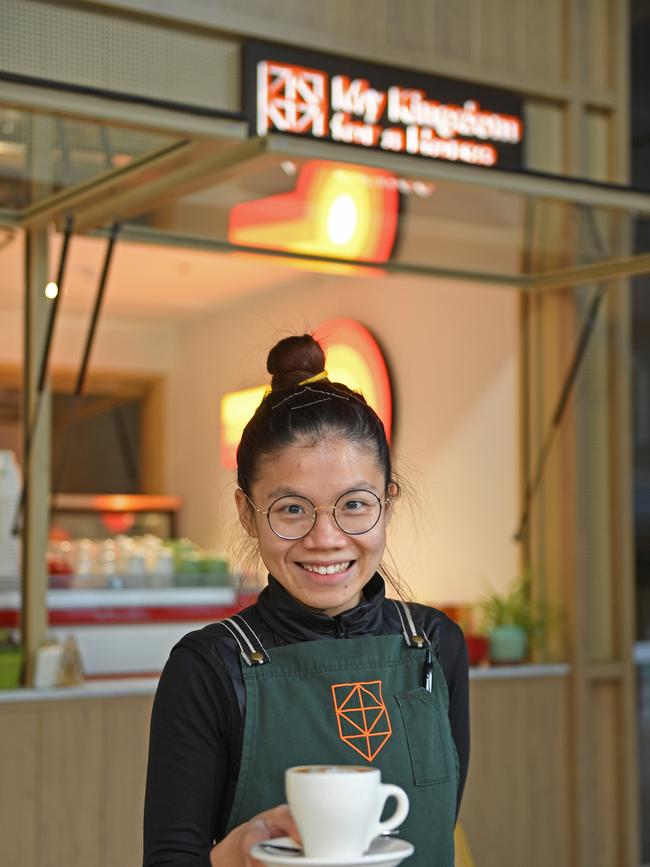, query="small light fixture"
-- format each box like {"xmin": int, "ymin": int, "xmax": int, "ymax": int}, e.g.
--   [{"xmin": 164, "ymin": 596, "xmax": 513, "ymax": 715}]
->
[{"xmin": 44, "ymin": 282, "xmax": 58, "ymax": 299}]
